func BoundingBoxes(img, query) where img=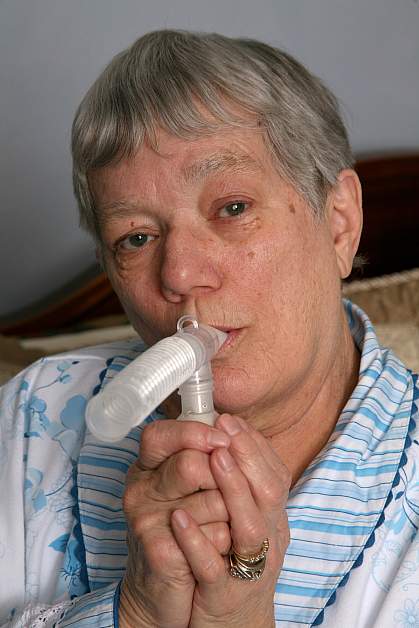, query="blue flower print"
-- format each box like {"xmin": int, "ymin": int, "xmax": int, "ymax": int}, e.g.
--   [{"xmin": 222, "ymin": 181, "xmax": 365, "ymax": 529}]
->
[
  {"xmin": 63, "ymin": 539, "xmax": 88, "ymax": 597},
  {"xmin": 395, "ymin": 598, "xmax": 419, "ymax": 627},
  {"xmin": 49, "ymin": 534, "xmax": 87, "ymax": 598},
  {"xmin": 50, "ymin": 395, "xmax": 87, "ymax": 460},
  {"xmin": 24, "ymin": 468, "xmax": 47, "ymax": 514},
  {"xmin": 21, "ymin": 361, "xmax": 81, "ymax": 440},
  {"xmin": 49, "ymin": 533, "xmax": 70, "ymax": 553},
  {"xmin": 60, "ymin": 395, "xmax": 86, "ymax": 432},
  {"xmin": 23, "ymin": 395, "xmax": 50, "ymax": 437},
  {"xmin": 57, "ymin": 361, "xmax": 73, "ymax": 384},
  {"xmin": 57, "ymin": 361, "xmax": 71, "ymax": 372}
]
